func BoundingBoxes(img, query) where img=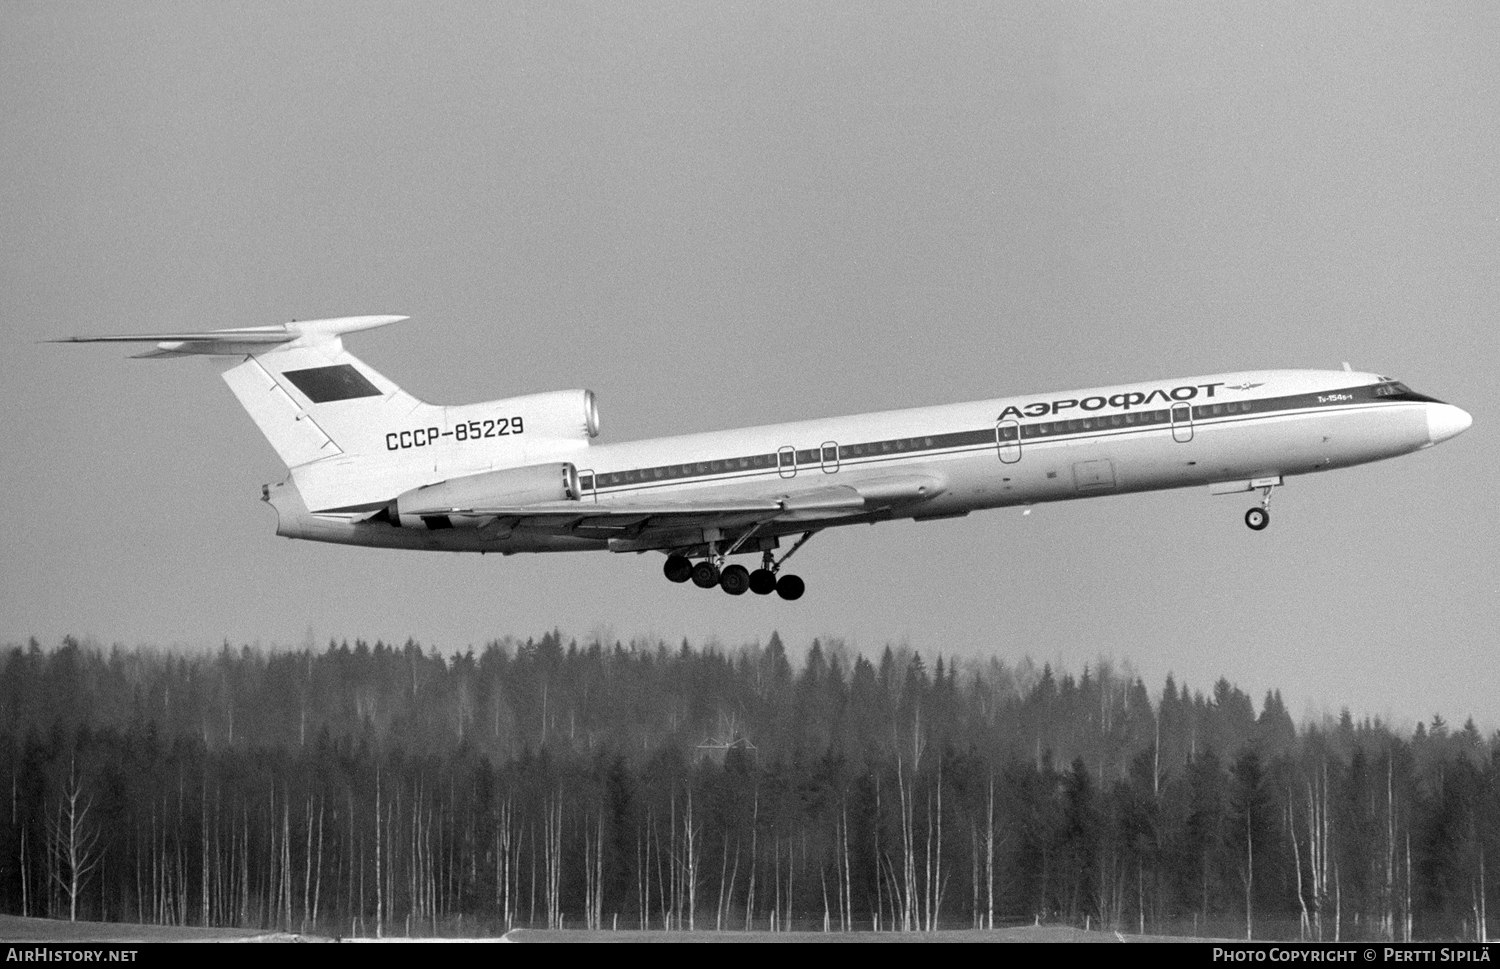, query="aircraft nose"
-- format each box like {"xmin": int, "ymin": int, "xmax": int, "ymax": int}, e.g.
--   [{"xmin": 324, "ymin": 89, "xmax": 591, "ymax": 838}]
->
[{"xmin": 1427, "ymin": 403, "xmax": 1473, "ymax": 445}]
